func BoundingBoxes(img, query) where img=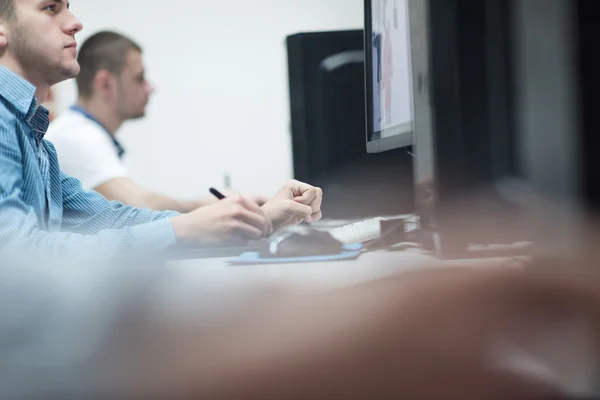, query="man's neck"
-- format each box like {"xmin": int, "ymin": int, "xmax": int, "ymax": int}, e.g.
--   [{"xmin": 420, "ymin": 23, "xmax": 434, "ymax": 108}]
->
[
  {"xmin": 75, "ymin": 98, "xmax": 123, "ymax": 136},
  {"xmin": 0, "ymin": 60, "xmax": 49, "ymax": 105},
  {"xmin": 34, "ymin": 87, "xmax": 48, "ymax": 105}
]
